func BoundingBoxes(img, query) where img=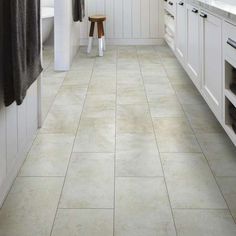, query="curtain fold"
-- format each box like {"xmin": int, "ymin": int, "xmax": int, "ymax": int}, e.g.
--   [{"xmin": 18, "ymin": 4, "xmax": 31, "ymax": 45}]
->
[
  {"xmin": 2, "ymin": 0, "xmax": 42, "ymax": 106},
  {"xmin": 72, "ymin": 0, "xmax": 85, "ymax": 22}
]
